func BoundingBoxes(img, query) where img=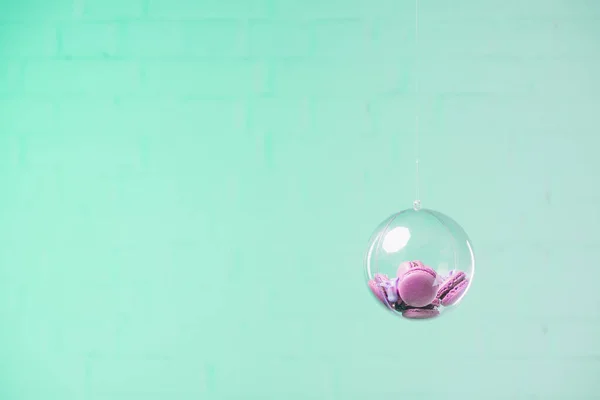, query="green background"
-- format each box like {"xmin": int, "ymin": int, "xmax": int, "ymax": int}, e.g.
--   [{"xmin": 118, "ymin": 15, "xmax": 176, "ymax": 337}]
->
[{"xmin": 1, "ymin": 0, "xmax": 599, "ymax": 398}]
